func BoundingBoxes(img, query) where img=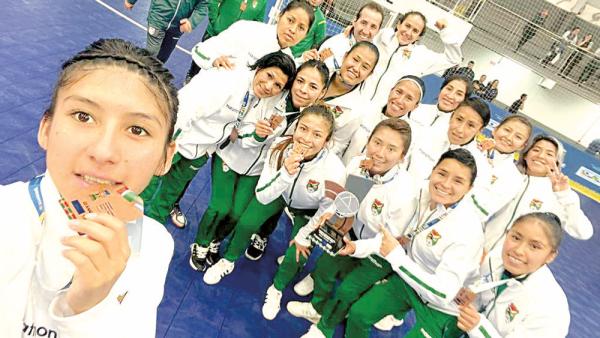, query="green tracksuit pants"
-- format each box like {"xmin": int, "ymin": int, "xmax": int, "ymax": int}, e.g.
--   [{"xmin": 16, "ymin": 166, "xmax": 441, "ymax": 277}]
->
[
  {"xmin": 346, "ymin": 274, "xmax": 463, "ymax": 338},
  {"xmin": 311, "ymin": 254, "xmax": 393, "ymax": 337},
  {"xmin": 222, "ymin": 196, "xmax": 286, "ymax": 261},
  {"xmin": 272, "ymin": 208, "xmax": 317, "ymax": 291},
  {"xmin": 140, "ymin": 152, "xmax": 208, "ymax": 224},
  {"xmin": 194, "ymin": 155, "xmax": 259, "ymax": 246}
]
